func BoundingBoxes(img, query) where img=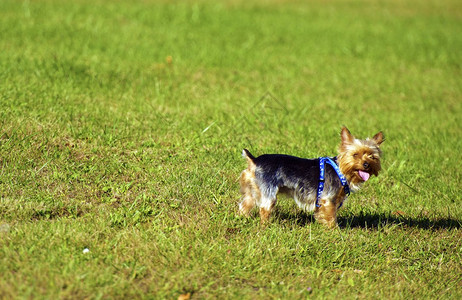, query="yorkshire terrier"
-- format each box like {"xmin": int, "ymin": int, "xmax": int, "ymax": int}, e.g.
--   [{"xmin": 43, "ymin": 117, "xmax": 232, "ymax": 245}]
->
[{"xmin": 238, "ymin": 127, "xmax": 384, "ymax": 228}]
